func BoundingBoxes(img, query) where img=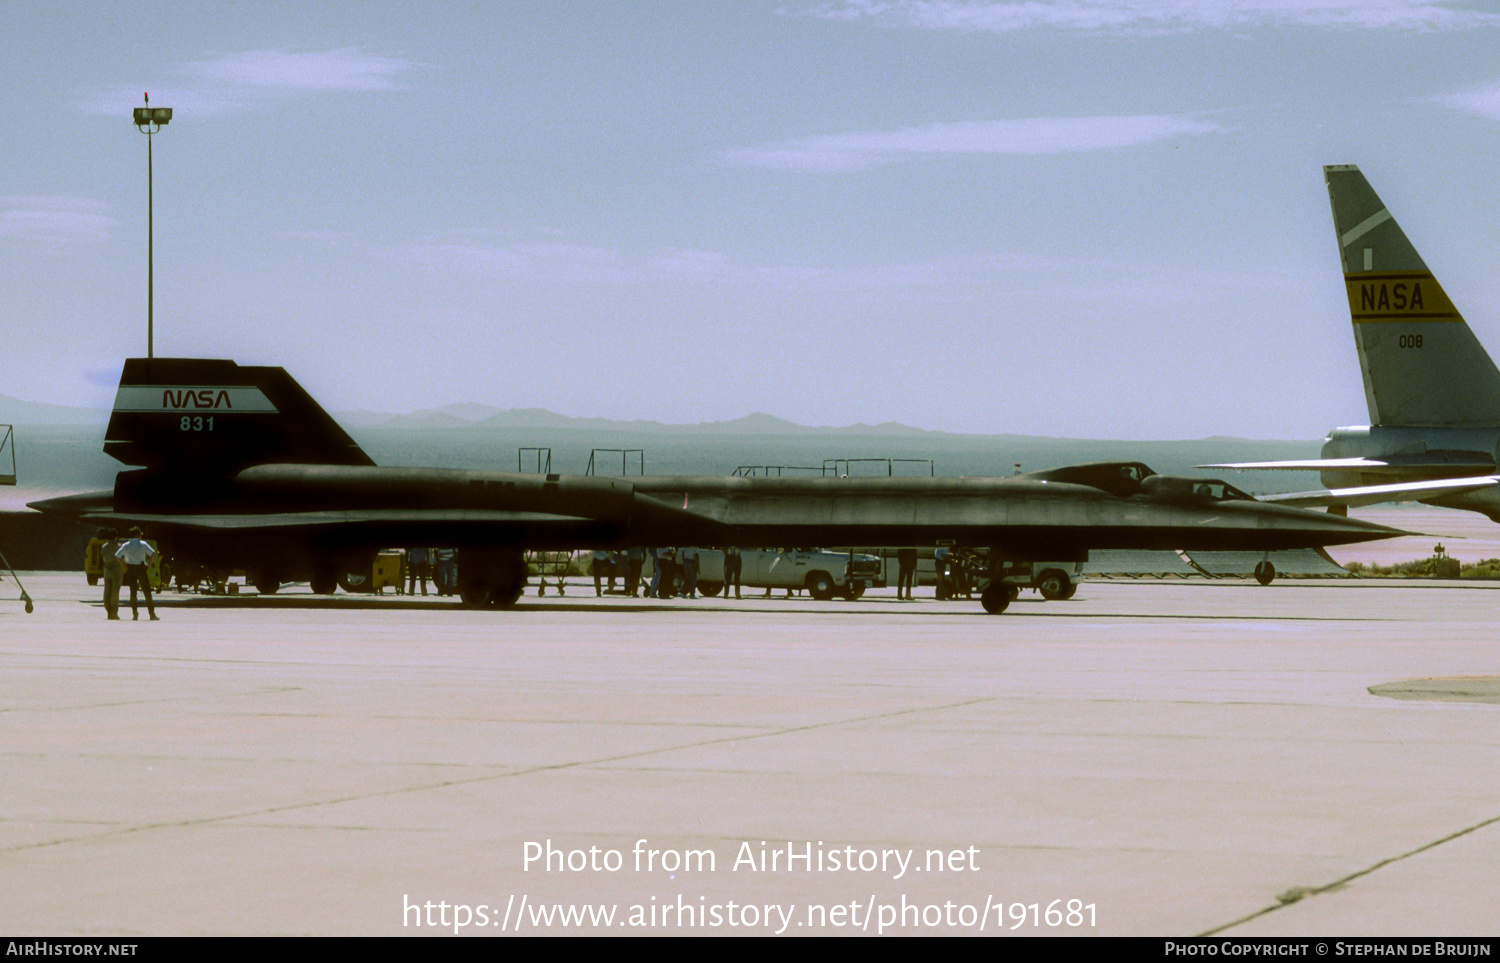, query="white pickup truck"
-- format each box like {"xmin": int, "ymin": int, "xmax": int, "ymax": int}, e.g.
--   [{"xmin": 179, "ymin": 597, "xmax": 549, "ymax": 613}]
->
[{"xmin": 657, "ymin": 548, "xmax": 882, "ymax": 600}]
